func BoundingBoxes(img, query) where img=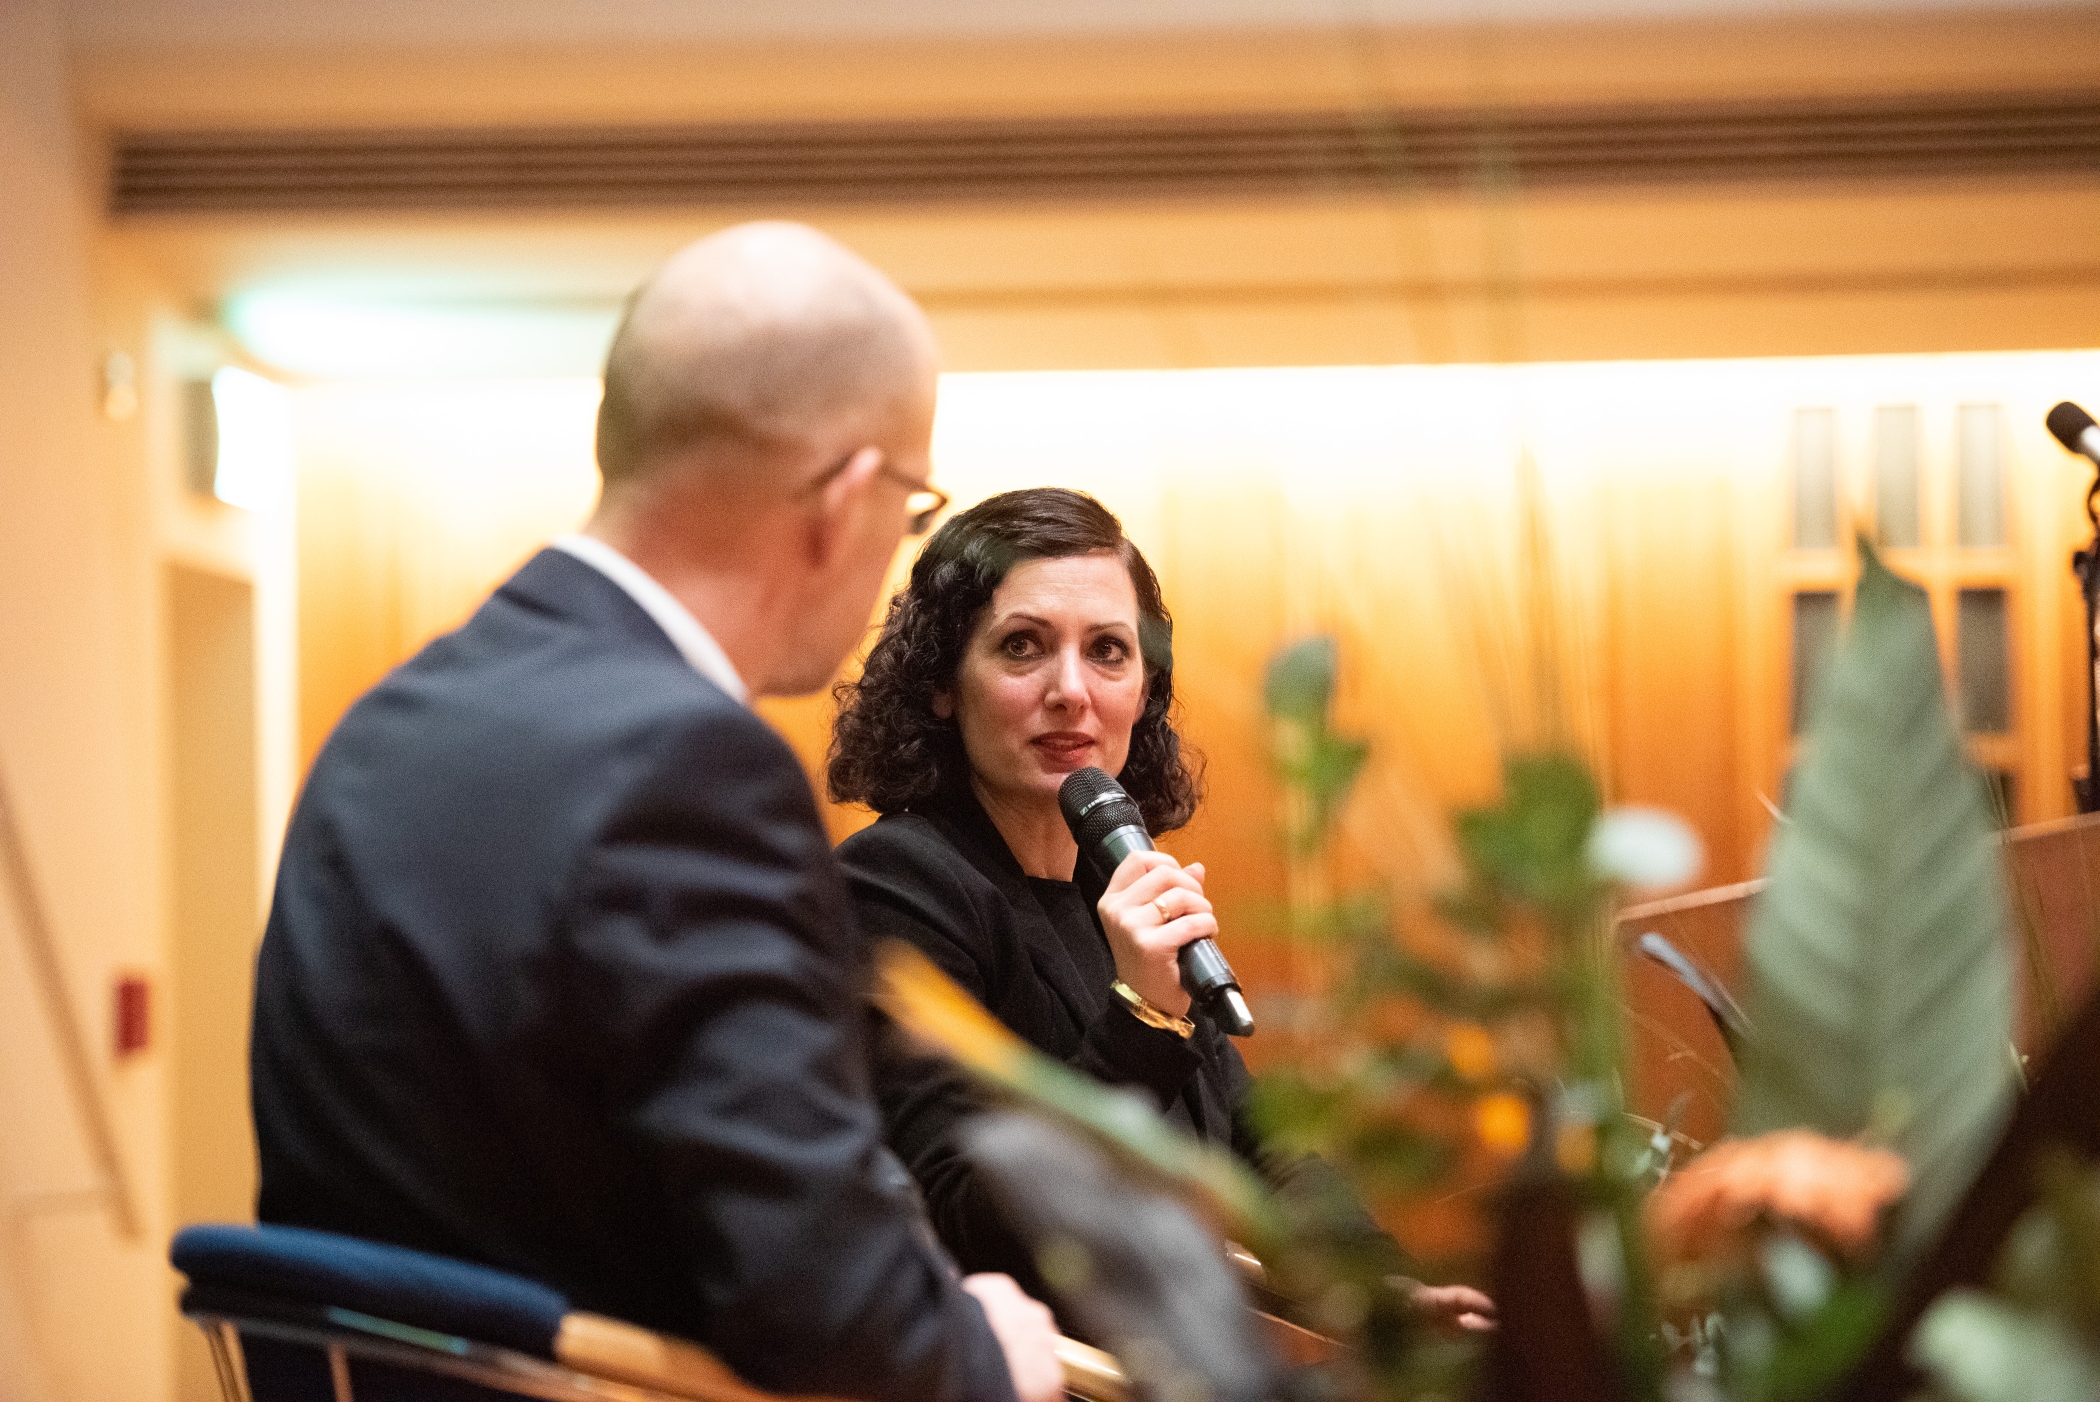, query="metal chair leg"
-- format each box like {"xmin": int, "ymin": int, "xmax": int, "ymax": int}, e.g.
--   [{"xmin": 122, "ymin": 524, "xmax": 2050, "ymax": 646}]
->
[
  {"xmin": 205, "ymin": 1321, "xmax": 255, "ymax": 1402},
  {"xmin": 327, "ymin": 1341, "xmax": 354, "ymax": 1402}
]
